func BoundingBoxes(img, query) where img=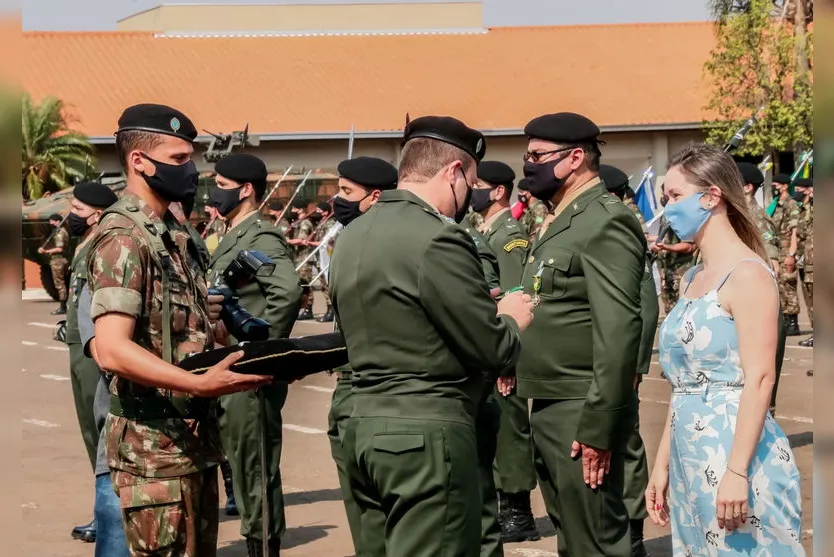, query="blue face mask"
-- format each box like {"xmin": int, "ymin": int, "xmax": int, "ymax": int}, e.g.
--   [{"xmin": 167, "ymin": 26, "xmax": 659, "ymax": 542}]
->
[{"xmin": 664, "ymin": 191, "xmax": 711, "ymax": 242}]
